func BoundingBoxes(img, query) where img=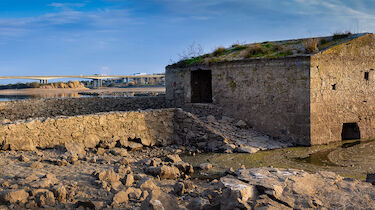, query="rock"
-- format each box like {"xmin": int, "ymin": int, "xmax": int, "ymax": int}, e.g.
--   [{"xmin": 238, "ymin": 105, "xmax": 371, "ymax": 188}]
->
[
  {"xmin": 124, "ymin": 173, "xmax": 134, "ymax": 187},
  {"xmin": 118, "ymin": 138, "xmax": 129, "ymax": 148},
  {"xmin": 127, "ymin": 187, "xmax": 142, "ymax": 200},
  {"xmin": 174, "ymin": 162, "xmax": 194, "ymax": 174},
  {"xmin": 146, "ymin": 166, "xmax": 180, "ymax": 179},
  {"xmin": 6, "ymin": 138, "xmax": 36, "ymax": 151},
  {"xmin": 220, "ymin": 116, "xmax": 234, "ymax": 123},
  {"xmin": 187, "ymin": 198, "xmax": 210, "ymax": 210},
  {"xmin": 96, "ymin": 148, "xmax": 106, "ymax": 155},
  {"xmin": 173, "ymin": 182, "xmax": 185, "ymax": 196},
  {"xmin": 29, "ymin": 174, "xmax": 58, "ymax": 189},
  {"xmin": 366, "ymin": 173, "xmax": 375, "ymax": 185},
  {"xmin": 128, "ymin": 142, "xmax": 143, "ymax": 150},
  {"xmin": 52, "ymin": 185, "xmax": 67, "ymax": 203},
  {"xmin": 0, "ymin": 189, "xmax": 29, "ymax": 204},
  {"xmin": 98, "ymin": 139, "xmax": 117, "ymax": 149},
  {"xmin": 220, "ymin": 177, "xmax": 257, "ymax": 210},
  {"xmin": 138, "ymin": 178, "xmax": 159, "ymax": 191},
  {"xmin": 199, "ymin": 163, "xmax": 213, "ymax": 170},
  {"xmin": 165, "ymin": 154, "xmax": 182, "ymax": 163},
  {"xmin": 236, "ymin": 145, "xmax": 260, "ymax": 154},
  {"xmin": 231, "ymin": 168, "xmax": 375, "ymax": 209},
  {"xmin": 29, "ymin": 161, "xmax": 43, "ymax": 168},
  {"xmin": 206, "ymin": 115, "xmax": 216, "ymax": 123},
  {"xmin": 65, "ymin": 142, "xmax": 86, "ymax": 156},
  {"xmin": 110, "ymin": 148, "xmax": 128, "ymax": 156},
  {"xmin": 140, "ymin": 138, "xmax": 153, "ymax": 147},
  {"xmin": 235, "ymin": 120, "xmax": 247, "ymax": 129},
  {"xmin": 95, "ymin": 169, "xmax": 120, "ymax": 183},
  {"xmin": 34, "ymin": 190, "xmax": 55, "ymax": 207},
  {"xmin": 140, "ymin": 189, "xmax": 179, "ymax": 210},
  {"xmin": 83, "ymin": 134, "xmax": 100, "ymax": 149},
  {"xmin": 18, "ymin": 155, "xmax": 29, "ymax": 162},
  {"xmin": 112, "ymin": 190, "xmax": 128, "ymax": 205},
  {"xmin": 221, "ymin": 144, "xmax": 236, "ymax": 153},
  {"xmin": 118, "ymin": 158, "xmax": 131, "ymax": 166}
]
